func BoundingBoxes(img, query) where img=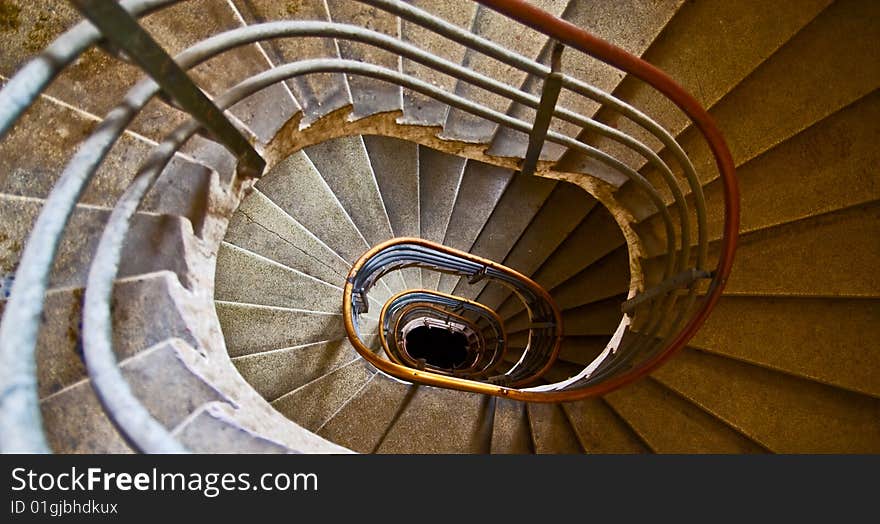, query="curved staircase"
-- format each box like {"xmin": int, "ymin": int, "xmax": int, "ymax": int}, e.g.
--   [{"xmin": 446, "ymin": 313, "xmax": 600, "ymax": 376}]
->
[{"xmin": 0, "ymin": 0, "xmax": 877, "ymax": 454}]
